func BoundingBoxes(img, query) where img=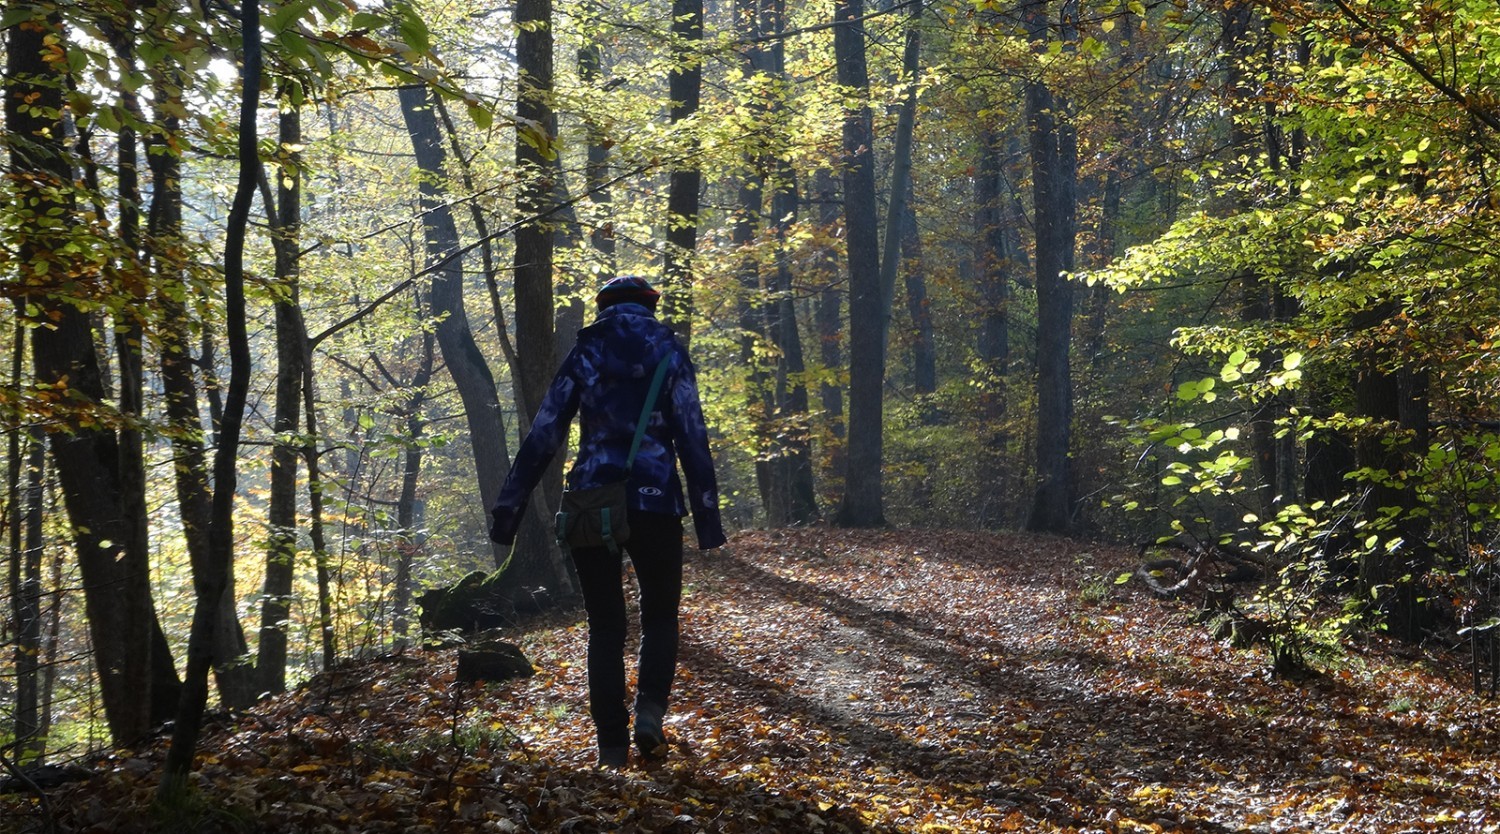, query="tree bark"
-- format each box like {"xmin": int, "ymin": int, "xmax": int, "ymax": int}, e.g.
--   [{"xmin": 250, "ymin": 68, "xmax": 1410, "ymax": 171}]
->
[
  {"xmin": 148, "ymin": 72, "xmax": 249, "ymax": 713},
  {"xmin": 663, "ymin": 0, "xmax": 704, "ymax": 341},
  {"xmin": 513, "ymin": 0, "xmax": 571, "ymax": 574},
  {"xmin": 763, "ymin": 0, "xmax": 819, "ymax": 524},
  {"xmin": 258, "ymin": 88, "xmax": 306, "ymax": 699},
  {"xmin": 8, "ymin": 326, "xmax": 42, "ymax": 759},
  {"xmin": 162, "ymin": 0, "xmax": 261, "ymax": 794},
  {"xmin": 813, "ymin": 169, "xmax": 846, "ymax": 477},
  {"xmin": 397, "ymin": 83, "xmax": 572, "ymax": 599},
  {"xmin": 833, "ymin": 0, "xmax": 887, "ymax": 527},
  {"xmin": 1023, "ymin": 2, "xmax": 1079, "ymax": 534},
  {"xmin": 7, "ymin": 4, "xmax": 155, "ymax": 747}
]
